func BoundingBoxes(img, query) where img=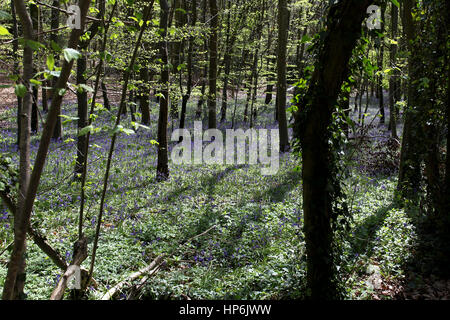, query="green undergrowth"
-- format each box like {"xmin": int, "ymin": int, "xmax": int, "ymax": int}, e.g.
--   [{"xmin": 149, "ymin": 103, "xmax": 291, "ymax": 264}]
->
[{"xmin": 0, "ymin": 100, "xmax": 418, "ymax": 300}]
